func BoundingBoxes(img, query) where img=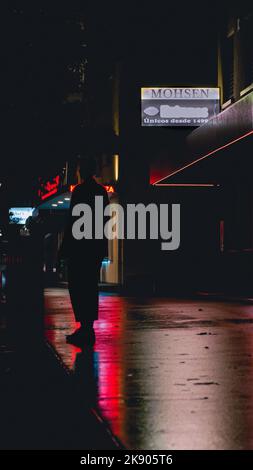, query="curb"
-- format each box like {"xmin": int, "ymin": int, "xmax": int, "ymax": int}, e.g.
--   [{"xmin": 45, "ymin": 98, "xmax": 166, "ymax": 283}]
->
[{"xmin": 45, "ymin": 340, "xmax": 124, "ymax": 449}]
